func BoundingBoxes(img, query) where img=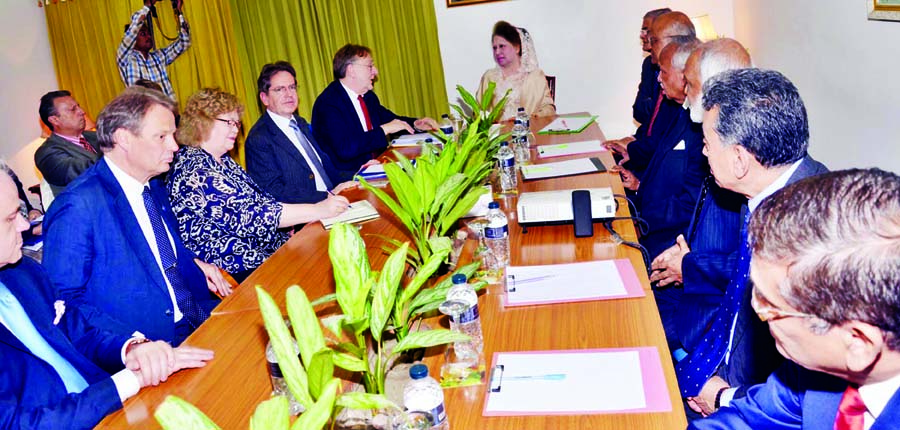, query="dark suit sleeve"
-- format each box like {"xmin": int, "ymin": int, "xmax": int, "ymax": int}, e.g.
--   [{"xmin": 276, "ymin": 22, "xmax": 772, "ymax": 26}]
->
[
  {"xmin": 690, "ymin": 366, "xmax": 804, "ymax": 430},
  {"xmin": 0, "ymin": 378, "xmax": 122, "ymax": 430},
  {"xmin": 624, "ymin": 135, "xmax": 658, "ymax": 175},
  {"xmin": 632, "ymin": 57, "xmax": 657, "ymax": 125},
  {"xmin": 648, "ymin": 137, "xmax": 707, "ymax": 233},
  {"xmin": 311, "ymin": 94, "xmax": 389, "ymax": 163},
  {"xmin": 245, "ymin": 126, "xmax": 328, "ymax": 204},
  {"xmin": 682, "ymin": 250, "xmax": 739, "ymax": 296},
  {"xmin": 34, "ymin": 140, "xmax": 96, "ymax": 187}
]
